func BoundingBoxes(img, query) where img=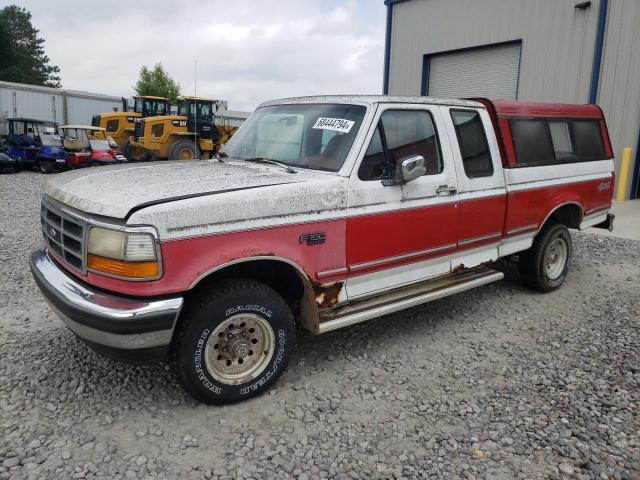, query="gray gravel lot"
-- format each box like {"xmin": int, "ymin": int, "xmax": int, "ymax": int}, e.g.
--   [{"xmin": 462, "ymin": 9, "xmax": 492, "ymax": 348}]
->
[{"xmin": 0, "ymin": 171, "xmax": 638, "ymax": 480}]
